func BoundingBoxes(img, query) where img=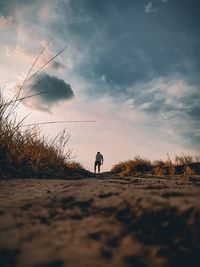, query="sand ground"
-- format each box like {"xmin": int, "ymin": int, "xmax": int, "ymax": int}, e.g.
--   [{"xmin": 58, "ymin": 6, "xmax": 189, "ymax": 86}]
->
[{"xmin": 0, "ymin": 174, "xmax": 200, "ymax": 267}]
